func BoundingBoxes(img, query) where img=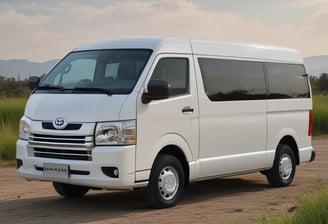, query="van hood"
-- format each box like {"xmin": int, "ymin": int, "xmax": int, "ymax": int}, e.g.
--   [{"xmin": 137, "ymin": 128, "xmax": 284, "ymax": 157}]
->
[{"xmin": 25, "ymin": 94, "xmax": 129, "ymax": 122}]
